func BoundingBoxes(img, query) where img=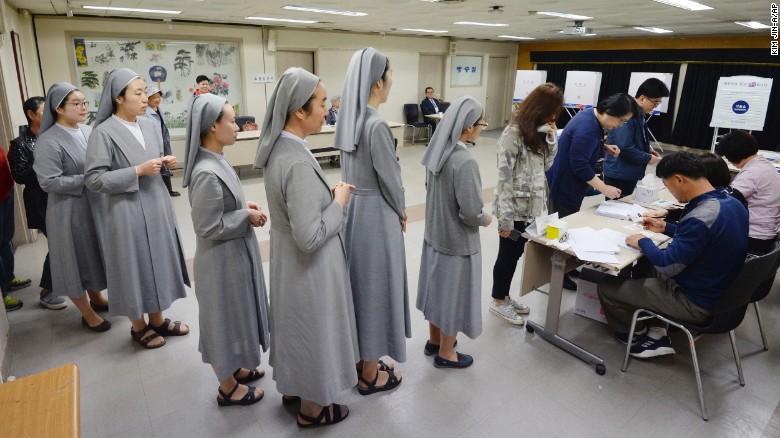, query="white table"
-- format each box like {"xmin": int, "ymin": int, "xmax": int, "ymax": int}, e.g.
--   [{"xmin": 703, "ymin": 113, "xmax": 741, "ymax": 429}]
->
[{"xmin": 520, "ymin": 204, "xmax": 672, "ymax": 375}]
